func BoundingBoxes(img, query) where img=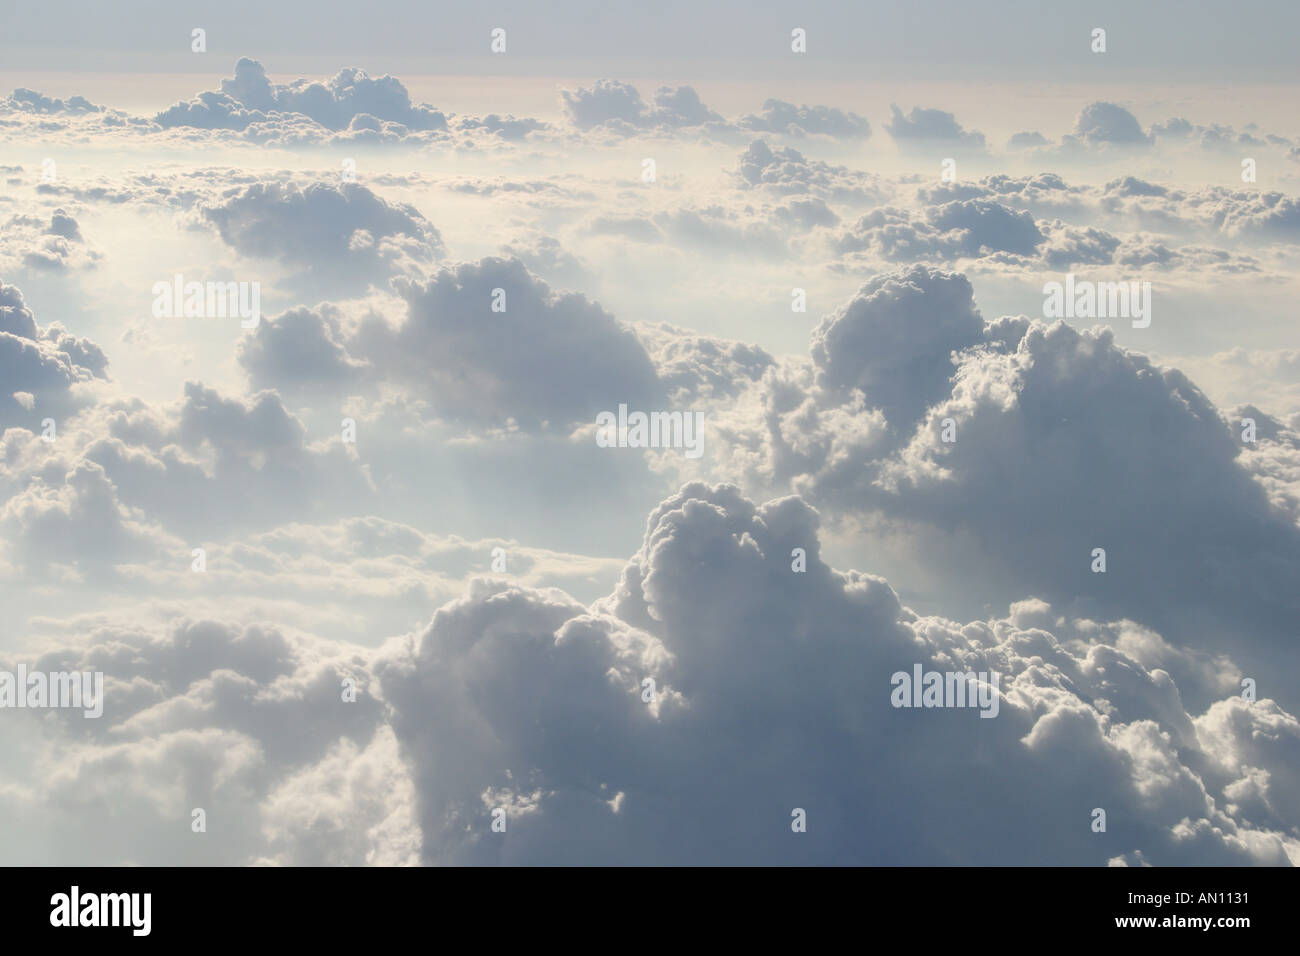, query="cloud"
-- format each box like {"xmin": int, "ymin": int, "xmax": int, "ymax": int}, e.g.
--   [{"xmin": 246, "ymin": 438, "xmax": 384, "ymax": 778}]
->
[
  {"xmin": 1150, "ymin": 116, "xmax": 1290, "ymax": 151},
  {"xmin": 737, "ymin": 99, "xmax": 871, "ymax": 139},
  {"xmin": 498, "ymin": 234, "xmax": 591, "ymax": 290},
  {"xmin": 239, "ymin": 257, "xmax": 663, "ymax": 429},
  {"xmin": 1007, "ymin": 131, "xmax": 1051, "ymax": 150},
  {"xmin": 885, "ymin": 105, "xmax": 985, "ymax": 148},
  {"xmin": 649, "ymin": 86, "xmax": 725, "ymax": 128},
  {"xmin": 560, "ymin": 79, "xmax": 647, "ymax": 130},
  {"xmin": 1, "ymin": 88, "xmax": 104, "ymax": 115},
  {"xmin": 0, "ymin": 459, "xmax": 181, "ymax": 575},
  {"xmin": 637, "ymin": 324, "xmax": 775, "ymax": 404},
  {"xmin": 199, "ymin": 181, "xmax": 442, "ymax": 276},
  {"xmin": 2, "ymin": 476, "xmax": 1296, "ymax": 865},
  {"xmin": 0, "ymin": 617, "xmax": 390, "ymax": 865},
  {"xmin": 810, "ymin": 266, "xmax": 985, "ymax": 430},
  {"xmin": 733, "ymin": 268, "xmax": 1300, "ymax": 703},
  {"xmin": 835, "ymin": 177, "xmax": 1272, "ymax": 273},
  {"xmin": 0, "ymin": 208, "xmax": 101, "ymax": 272},
  {"xmin": 559, "ymin": 80, "xmax": 724, "ymax": 133},
  {"xmin": 917, "ymin": 173, "xmax": 1085, "ymax": 219},
  {"xmin": 1068, "ymin": 102, "xmax": 1151, "ymax": 147},
  {"xmin": 454, "ymin": 114, "xmax": 550, "ymax": 141},
  {"xmin": 66, "ymin": 382, "xmax": 374, "ymax": 540},
  {"xmin": 734, "ymin": 140, "xmax": 885, "ymax": 202},
  {"xmin": 371, "ymin": 482, "xmax": 1299, "ymax": 864},
  {"xmin": 1229, "ymin": 405, "xmax": 1300, "ymax": 524},
  {"xmin": 156, "ymin": 58, "xmax": 449, "ymax": 137},
  {"xmin": 3, "ymin": 46, "xmax": 1298, "ymax": 870},
  {"xmin": 838, "ymin": 199, "xmax": 1044, "ymax": 264},
  {"xmin": 0, "ymin": 280, "xmax": 107, "ymax": 426}
]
